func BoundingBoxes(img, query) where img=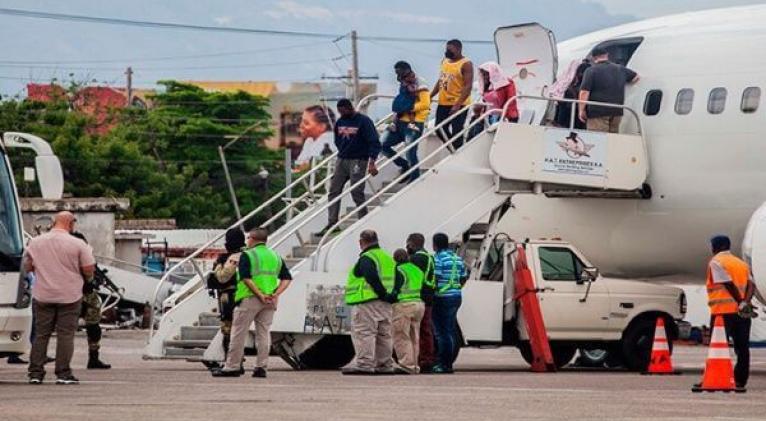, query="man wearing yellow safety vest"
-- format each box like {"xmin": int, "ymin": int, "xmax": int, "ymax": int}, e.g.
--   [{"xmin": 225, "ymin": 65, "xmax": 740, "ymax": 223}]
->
[
  {"xmin": 431, "ymin": 39, "xmax": 473, "ymax": 150},
  {"xmin": 406, "ymin": 233, "xmax": 437, "ymax": 373},
  {"xmin": 431, "ymin": 233, "xmax": 467, "ymax": 374},
  {"xmin": 391, "ymin": 249, "xmax": 426, "ymax": 374},
  {"xmin": 212, "ymin": 229, "xmax": 292, "ymax": 378},
  {"xmin": 342, "ymin": 230, "xmax": 398, "ymax": 375},
  {"xmin": 704, "ymin": 235, "xmax": 755, "ymax": 390}
]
